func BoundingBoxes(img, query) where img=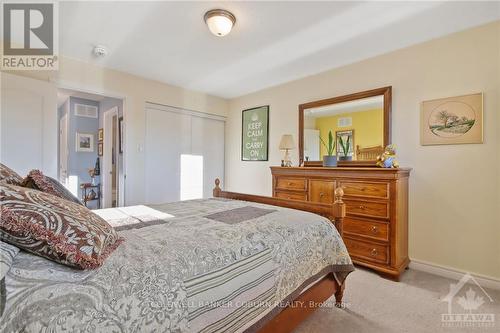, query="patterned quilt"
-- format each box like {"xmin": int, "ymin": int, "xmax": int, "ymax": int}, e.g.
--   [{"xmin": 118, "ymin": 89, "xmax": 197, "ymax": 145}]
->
[{"xmin": 1, "ymin": 198, "xmax": 353, "ymax": 333}]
